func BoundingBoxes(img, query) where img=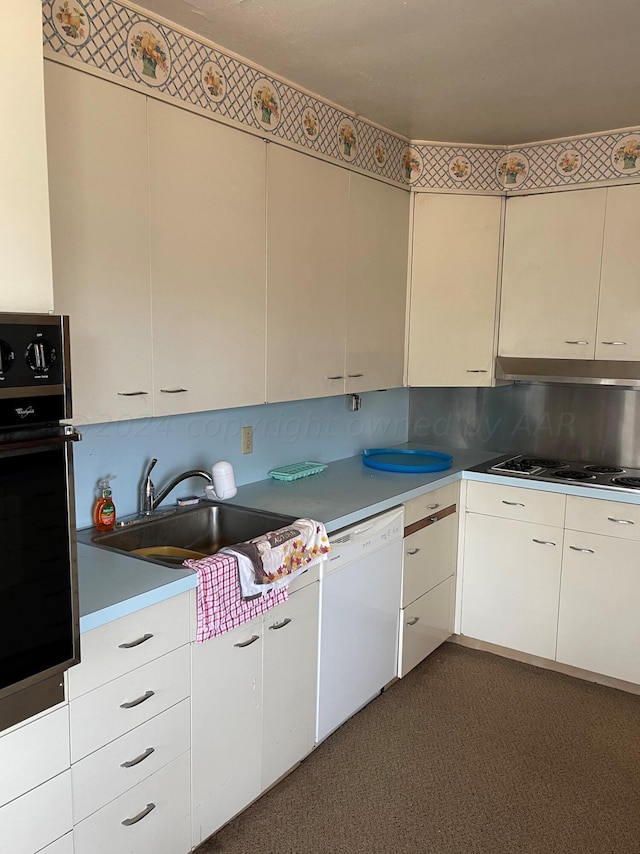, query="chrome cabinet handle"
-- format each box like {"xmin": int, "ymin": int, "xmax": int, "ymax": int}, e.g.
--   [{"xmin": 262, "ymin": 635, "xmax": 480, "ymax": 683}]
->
[
  {"xmin": 427, "ymin": 503, "xmax": 439, "ymax": 510},
  {"xmin": 120, "ymin": 690, "xmax": 155, "ymax": 709},
  {"xmin": 601, "ymin": 341, "xmax": 627, "ymax": 345},
  {"xmin": 569, "ymin": 545, "xmax": 595, "ymax": 554},
  {"xmin": 347, "ymin": 373, "xmax": 364, "ymax": 378},
  {"xmin": 406, "ymin": 616, "xmax": 420, "ymax": 626},
  {"xmin": 268, "ymin": 618, "xmax": 292, "ymax": 631},
  {"xmin": 608, "ymin": 517, "xmax": 634, "ymax": 525},
  {"xmin": 160, "ymin": 387, "xmax": 188, "ymax": 393},
  {"xmin": 122, "ymin": 803, "xmax": 156, "ymax": 826},
  {"xmin": 118, "ymin": 633, "xmax": 153, "ymax": 649},
  {"xmin": 234, "ymin": 634, "xmax": 260, "ymax": 648},
  {"xmin": 117, "ymin": 391, "xmax": 149, "ymax": 396},
  {"xmin": 406, "ymin": 548, "xmax": 420, "ymax": 555},
  {"xmin": 466, "ymin": 369, "xmax": 488, "ymax": 373},
  {"xmin": 326, "ymin": 375, "xmax": 345, "ymax": 380},
  {"xmin": 565, "ymin": 340, "xmax": 589, "ymax": 345},
  {"xmin": 121, "ymin": 747, "xmax": 155, "ymax": 768},
  {"xmin": 533, "ymin": 539, "xmax": 556, "ymax": 546},
  {"xmin": 502, "ymin": 500, "xmax": 525, "ymax": 507}
]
